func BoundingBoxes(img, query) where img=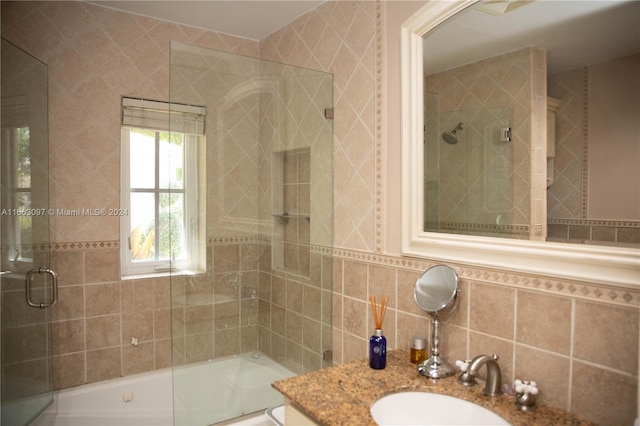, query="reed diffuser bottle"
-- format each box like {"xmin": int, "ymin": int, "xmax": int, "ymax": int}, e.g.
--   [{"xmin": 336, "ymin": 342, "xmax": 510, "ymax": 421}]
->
[{"xmin": 369, "ymin": 295, "xmax": 388, "ymax": 369}]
